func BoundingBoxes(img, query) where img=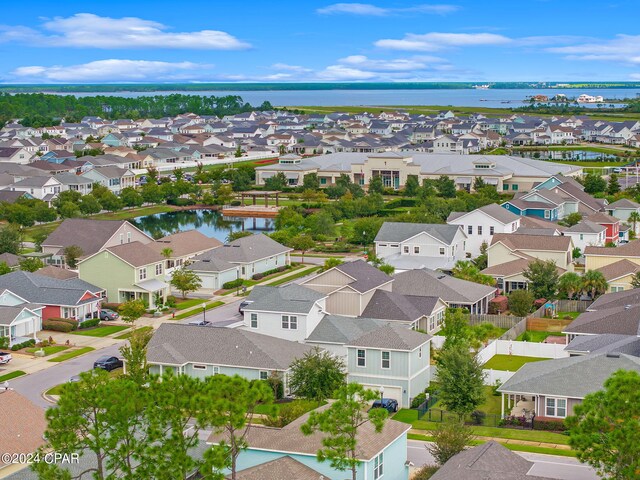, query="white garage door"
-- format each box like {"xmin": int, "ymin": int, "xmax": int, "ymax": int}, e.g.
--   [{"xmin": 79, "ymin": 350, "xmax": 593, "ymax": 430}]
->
[
  {"xmin": 199, "ymin": 274, "xmax": 217, "ymax": 290},
  {"xmin": 363, "ymin": 384, "xmax": 403, "ymax": 406}
]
